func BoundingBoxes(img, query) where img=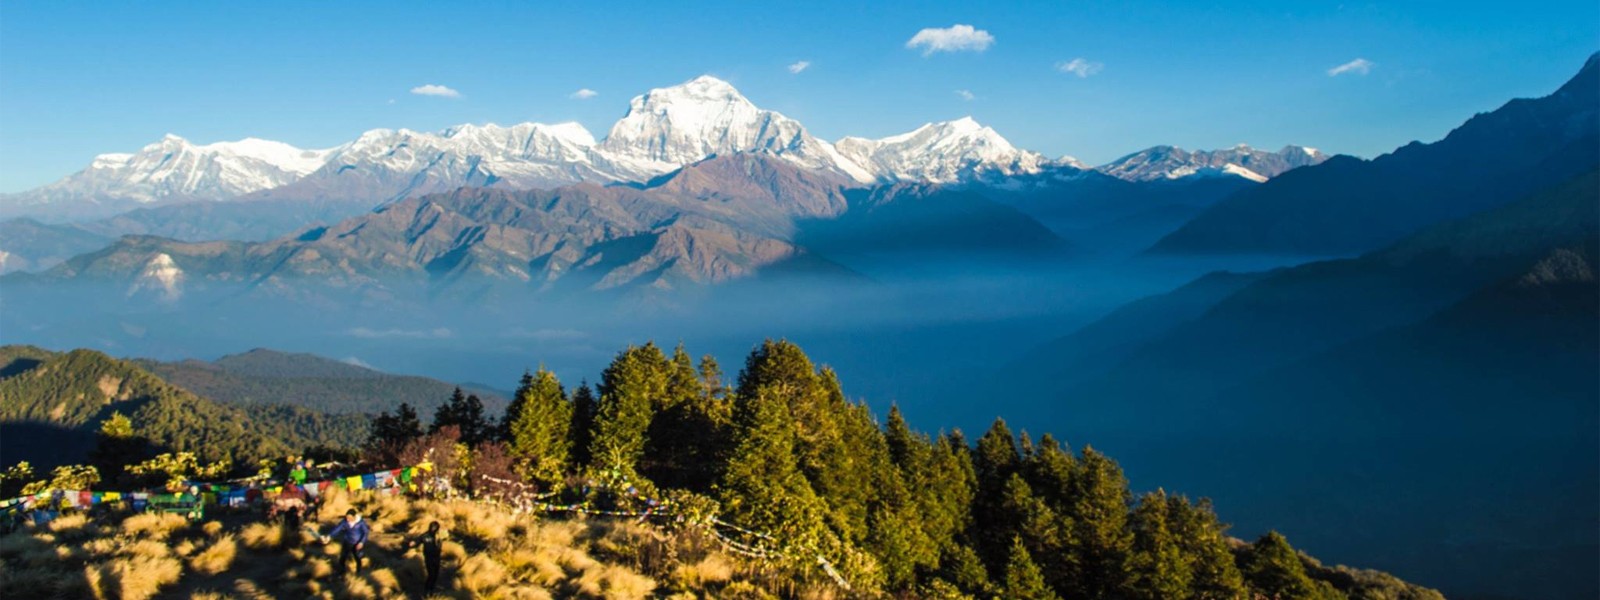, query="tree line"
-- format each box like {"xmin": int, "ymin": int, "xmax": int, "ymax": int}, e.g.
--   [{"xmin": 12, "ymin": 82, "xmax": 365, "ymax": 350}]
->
[{"xmin": 364, "ymin": 339, "xmax": 1370, "ymax": 600}]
